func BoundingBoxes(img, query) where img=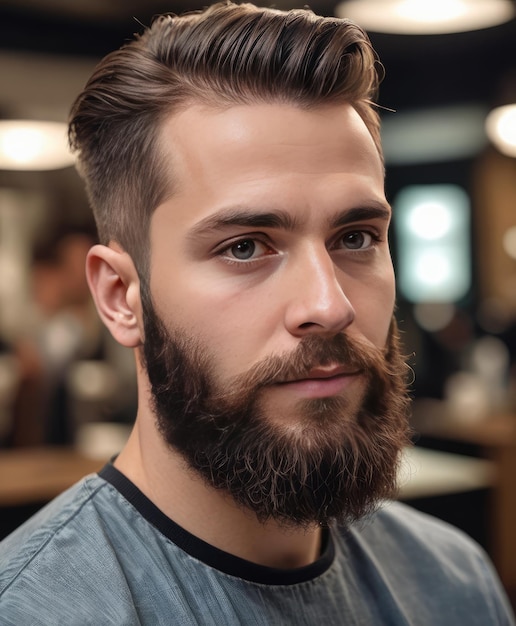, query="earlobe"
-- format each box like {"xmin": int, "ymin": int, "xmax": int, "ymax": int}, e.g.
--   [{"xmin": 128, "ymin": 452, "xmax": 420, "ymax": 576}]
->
[{"xmin": 86, "ymin": 244, "xmax": 144, "ymax": 348}]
